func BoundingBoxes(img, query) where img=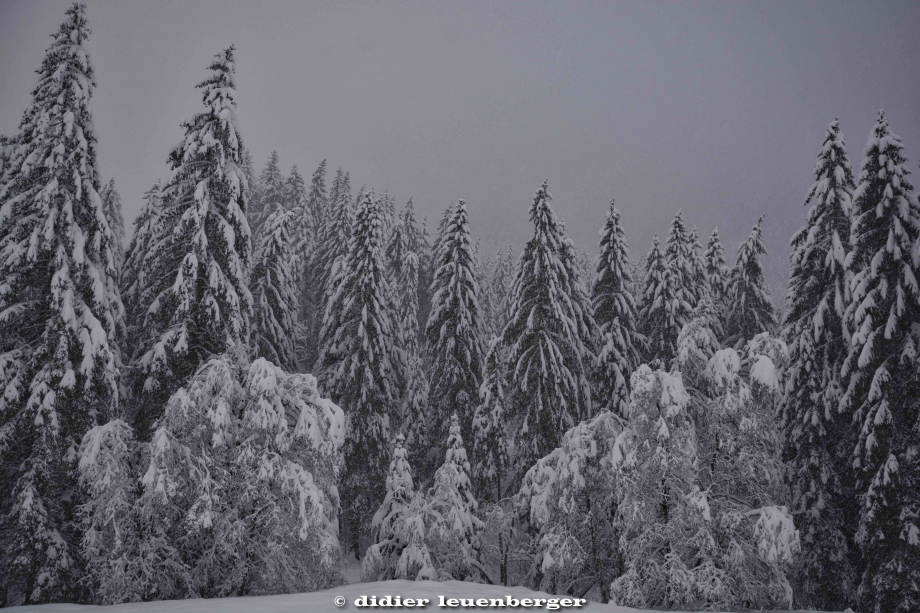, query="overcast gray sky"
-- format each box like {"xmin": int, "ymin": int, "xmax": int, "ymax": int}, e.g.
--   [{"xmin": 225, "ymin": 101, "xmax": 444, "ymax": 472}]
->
[{"xmin": 2, "ymin": 0, "xmax": 918, "ymax": 299}]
